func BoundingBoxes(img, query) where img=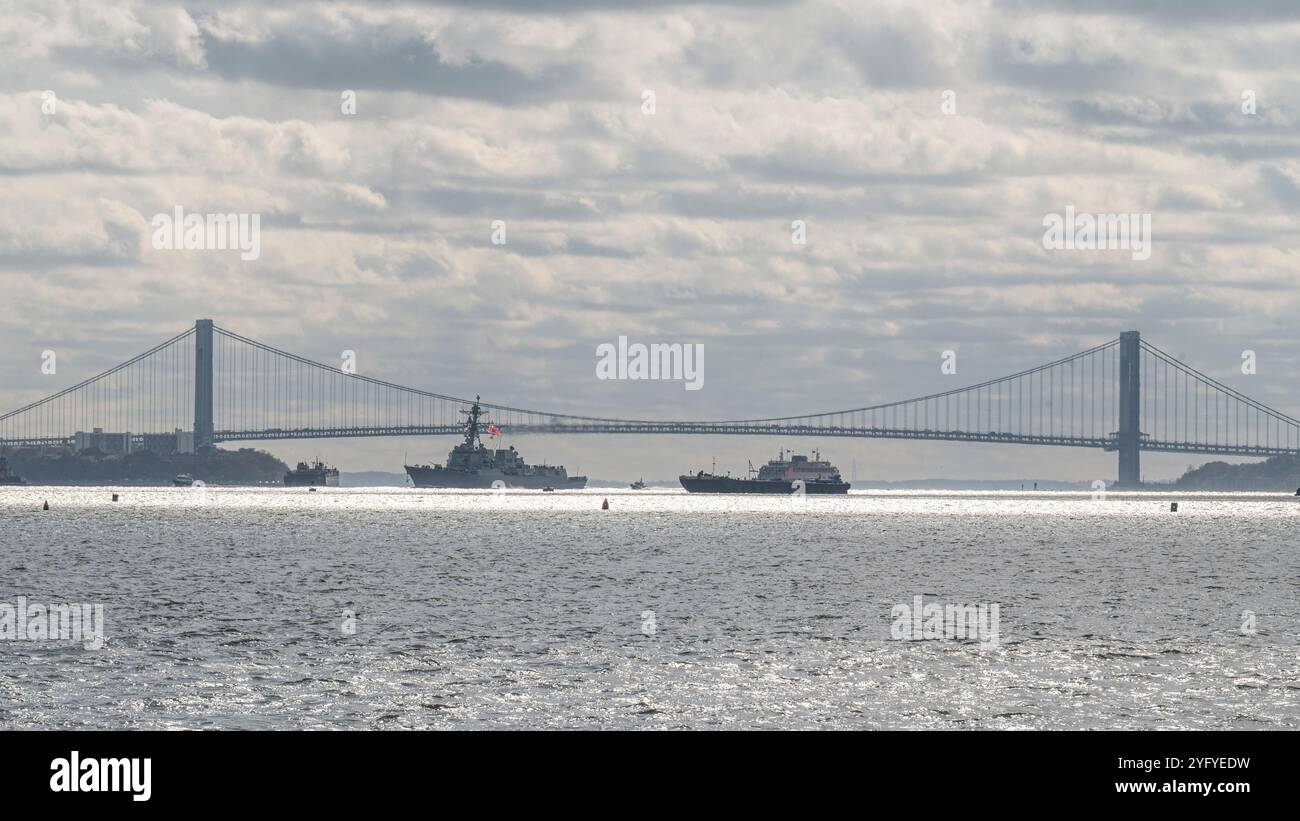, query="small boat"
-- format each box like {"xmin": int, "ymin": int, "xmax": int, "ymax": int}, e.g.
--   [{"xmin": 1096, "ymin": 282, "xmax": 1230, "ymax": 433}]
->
[
  {"xmin": 630, "ymin": 478, "xmax": 647, "ymax": 490},
  {"xmin": 172, "ymin": 474, "xmax": 195, "ymax": 487},
  {"xmin": 542, "ymin": 486, "xmax": 555, "ymax": 492}
]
